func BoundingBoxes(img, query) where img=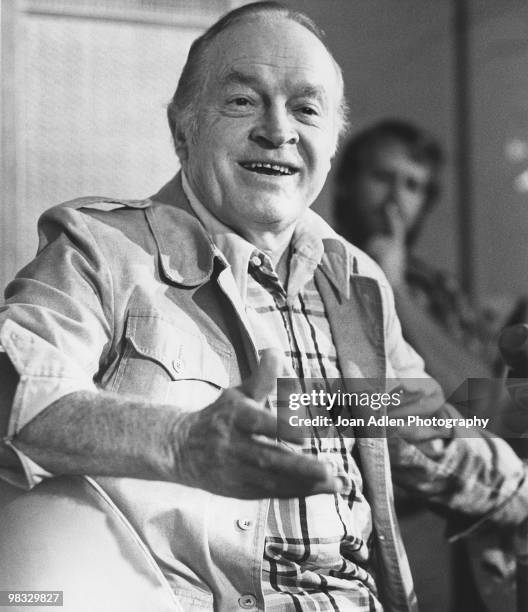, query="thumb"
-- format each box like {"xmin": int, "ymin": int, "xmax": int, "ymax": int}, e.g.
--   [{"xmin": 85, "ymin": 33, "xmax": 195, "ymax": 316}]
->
[
  {"xmin": 241, "ymin": 348, "xmax": 283, "ymax": 403},
  {"xmin": 386, "ymin": 205, "xmax": 405, "ymax": 245}
]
